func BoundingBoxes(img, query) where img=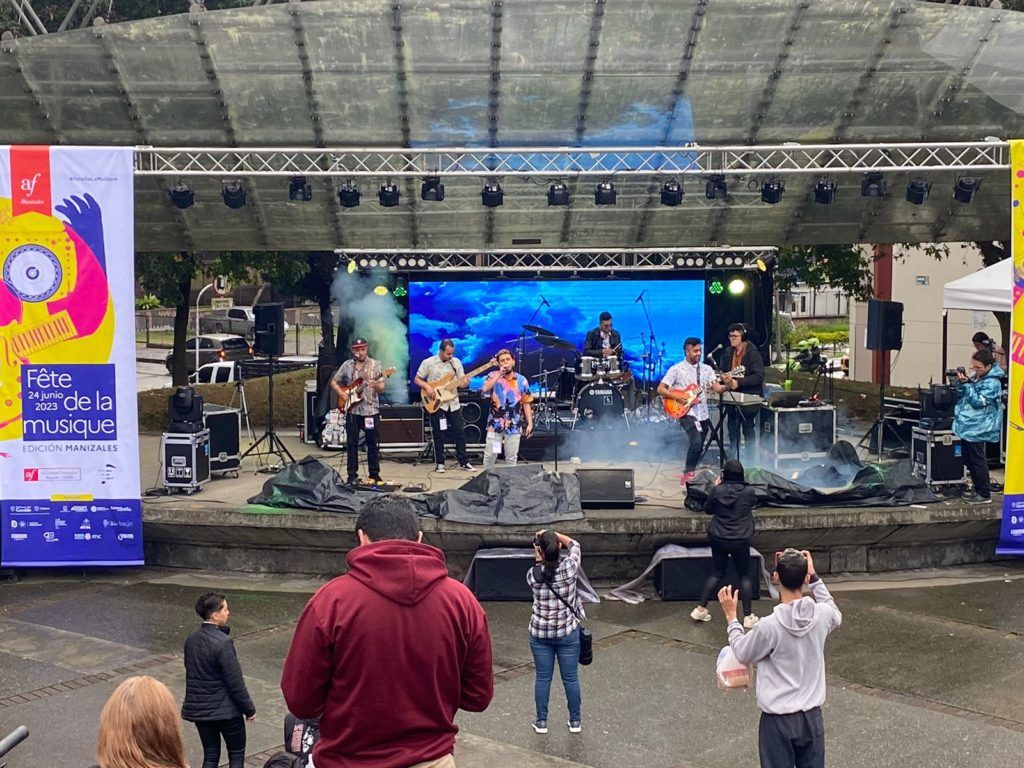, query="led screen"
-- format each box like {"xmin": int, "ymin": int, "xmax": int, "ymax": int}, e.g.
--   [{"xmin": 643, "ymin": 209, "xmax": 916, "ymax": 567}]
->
[{"xmin": 408, "ymin": 279, "xmax": 705, "ymax": 388}]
